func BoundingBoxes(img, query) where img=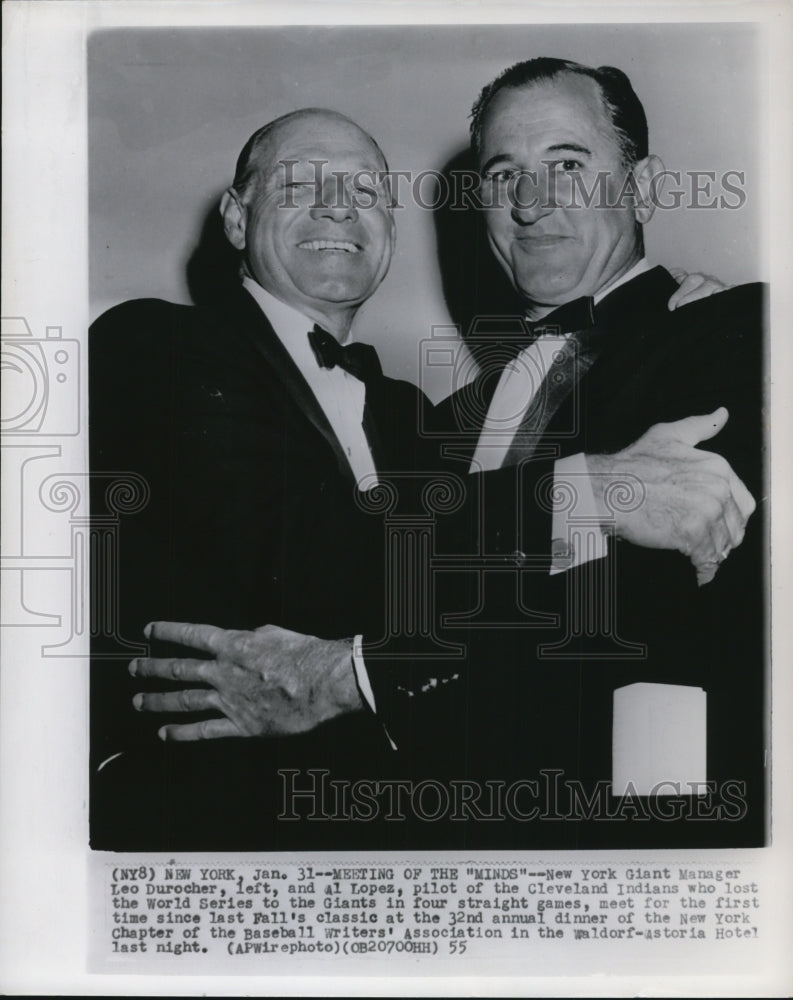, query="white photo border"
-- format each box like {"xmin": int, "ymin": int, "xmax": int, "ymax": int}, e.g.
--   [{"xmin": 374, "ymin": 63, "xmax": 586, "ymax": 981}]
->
[{"xmin": 1, "ymin": 1, "xmax": 792, "ymax": 996}]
